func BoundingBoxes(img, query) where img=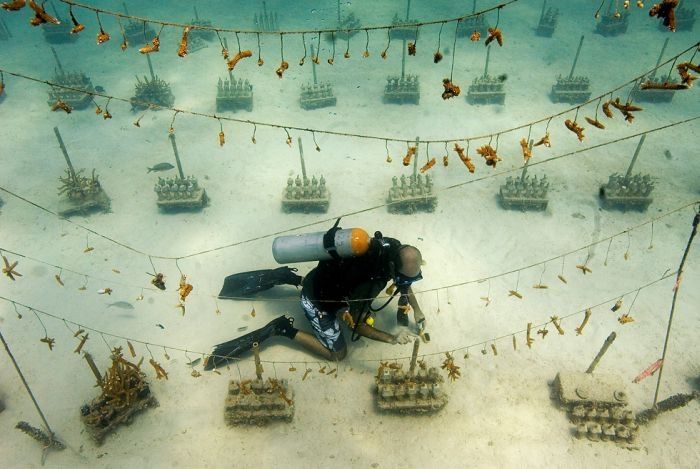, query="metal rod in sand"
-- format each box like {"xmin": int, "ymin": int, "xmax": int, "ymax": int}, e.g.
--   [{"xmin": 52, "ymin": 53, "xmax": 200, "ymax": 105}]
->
[
  {"xmin": 586, "ymin": 332, "xmax": 616, "ymax": 374},
  {"xmin": 53, "ymin": 127, "xmax": 78, "ymax": 185},
  {"xmin": 568, "ymin": 35, "xmax": 585, "ymax": 80},
  {"xmin": 652, "ymin": 210, "xmax": 699, "ymax": 408},
  {"xmin": 649, "ymin": 37, "xmax": 670, "ymax": 80},
  {"xmin": 624, "ymin": 134, "xmax": 646, "ymax": 179},
  {"xmin": 168, "ymin": 132, "xmax": 186, "ymax": 180}
]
